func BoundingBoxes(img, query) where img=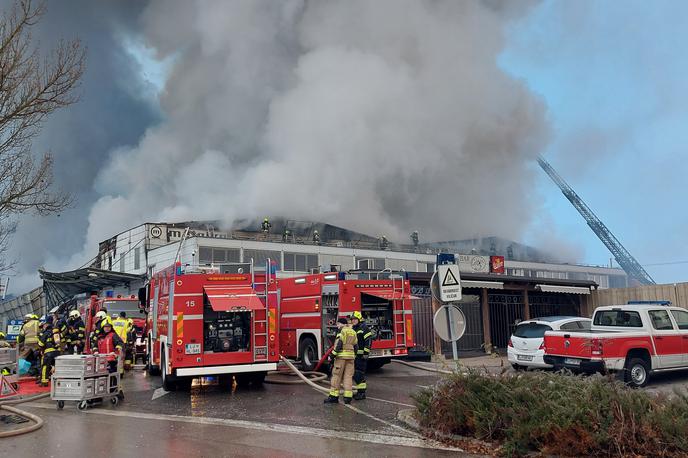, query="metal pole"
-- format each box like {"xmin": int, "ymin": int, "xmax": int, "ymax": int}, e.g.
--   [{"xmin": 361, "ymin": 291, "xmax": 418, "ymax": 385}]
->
[{"xmin": 445, "ymin": 305, "xmax": 457, "ymax": 360}]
